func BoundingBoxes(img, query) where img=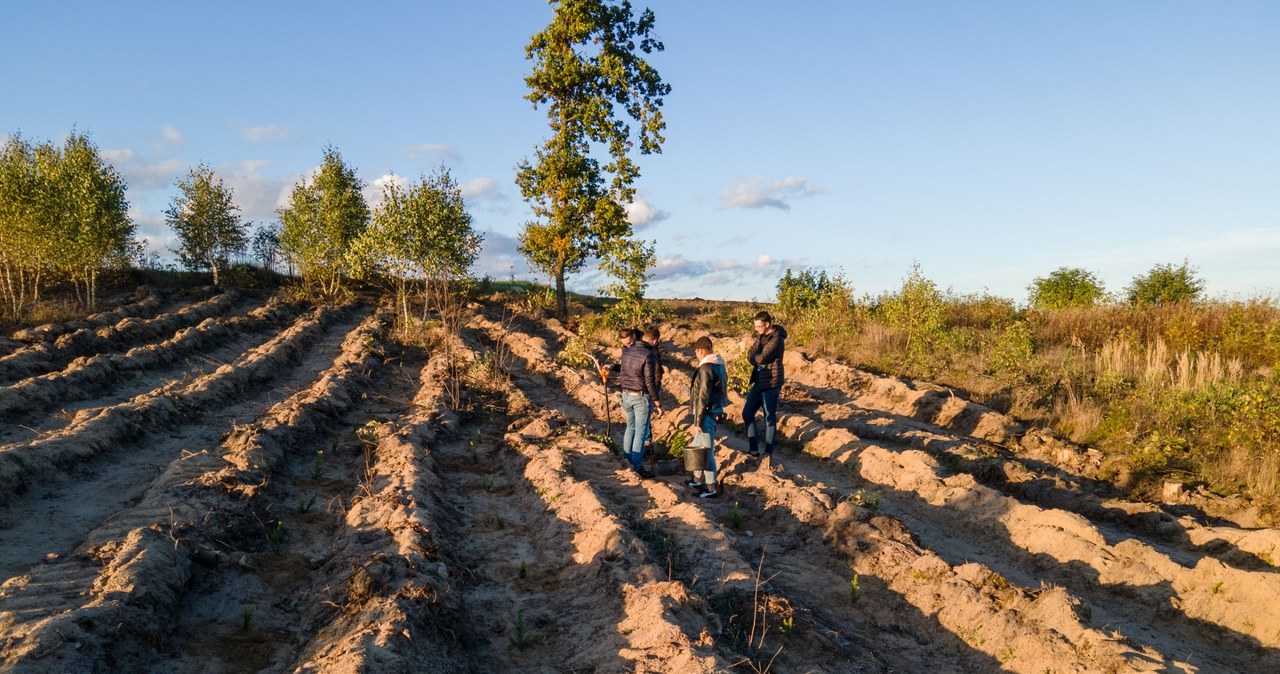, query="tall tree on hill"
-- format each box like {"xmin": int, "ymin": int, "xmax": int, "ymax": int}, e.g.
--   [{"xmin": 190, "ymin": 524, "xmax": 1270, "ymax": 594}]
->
[
  {"xmin": 166, "ymin": 165, "xmax": 248, "ymax": 287},
  {"xmin": 278, "ymin": 146, "xmax": 369, "ymax": 299},
  {"xmin": 516, "ymin": 0, "xmax": 670, "ymax": 318}
]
